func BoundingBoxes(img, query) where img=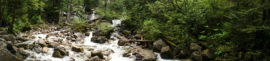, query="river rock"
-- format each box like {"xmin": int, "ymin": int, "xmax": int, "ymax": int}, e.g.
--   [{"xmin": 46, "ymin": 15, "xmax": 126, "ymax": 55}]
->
[
  {"xmin": 47, "ymin": 42, "xmax": 58, "ymax": 48},
  {"xmin": 0, "ymin": 38, "xmax": 5, "ymax": 41},
  {"xmin": 190, "ymin": 43, "xmax": 202, "ymax": 51},
  {"xmin": 117, "ymin": 36, "xmax": 130, "ymax": 46},
  {"xmin": 0, "ymin": 31, "xmax": 8, "ymax": 35},
  {"xmin": 42, "ymin": 47, "xmax": 49, "ymax": 53},
  {"xmin": 52, "ymin": 50, "xmax": 63, "ymax": 58},
  {"xmin": 17, "ymin": 48, "xmax": 30, "ymax": 58},
  {"xmin": 36, "ymin": 40, "xmax": 47, "ymax": 47},
  {"xmin": 91, "ymin": 50, "xmax": 104, "ymax": 59},
  {"xmin": 16, "ymin": 43, "xmax": 34, "ymax": 50},
  {"xmin": 191, "ymin": 51, "xmax": 202, "ymax": 61},
  {"xmin": 87, "ymin": 56, "xmax": 103, "ymax": 61},
  {"xmin": 135, "ymin": 47, "xmax": 157, "ymax": 61},
  {"xmin": 72, "ymin": 46, "xmax": 84, "ymax": 52},
  {"xmin": 153, "ymin": 39, "xmax": 167, "ymax": 52},
  {"xmin": 52, "ymin": 47, "xmax": 69, "ymax": 58},
  {"xmin": 160, "ymin": 46, "xmax": 173, "ymax": 59},
  {"xmin": 16, "ymin": 36, "xmax": 28, "ymax": 41},
  {"xmin": 7, "ymin": 43, "xmax": 18, "ymax": 54},
  {"xmin": 0, "ymin": 41, "xmax": 23, "ymax": 61},
  {"xmin": 1, "ymin": 34, "xmax": 16, "ymax": 41},
  {"xmin": 134, "ymin": 34, "xmax": 142, "ymax": 39},
  {"xmin": 85, "ymin": 32, "xmax": 90, "ymax": 36},
  {"xmin": 91, "ymin": 36, "xmax": 107, "ymax": 43}
]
